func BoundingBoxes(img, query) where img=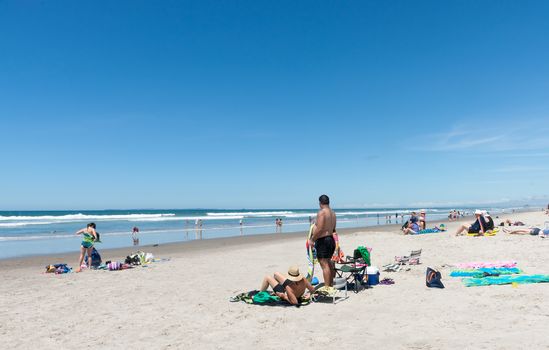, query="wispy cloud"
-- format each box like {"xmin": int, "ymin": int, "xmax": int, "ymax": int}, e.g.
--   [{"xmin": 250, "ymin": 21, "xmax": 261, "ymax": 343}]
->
[{"xmin": 412, "ymin": 118, "xmax": 549, "ymax": 153}]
